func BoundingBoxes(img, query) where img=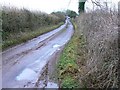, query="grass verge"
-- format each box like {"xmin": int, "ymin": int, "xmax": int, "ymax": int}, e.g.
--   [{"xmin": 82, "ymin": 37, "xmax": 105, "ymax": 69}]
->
[
  {"xmin": 57, "ymin": 20, "xmax": 86, "ymax": 88},
  {"xmin": 2, "ymin": 22, "xmax": 64, "ymax": 50}
]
